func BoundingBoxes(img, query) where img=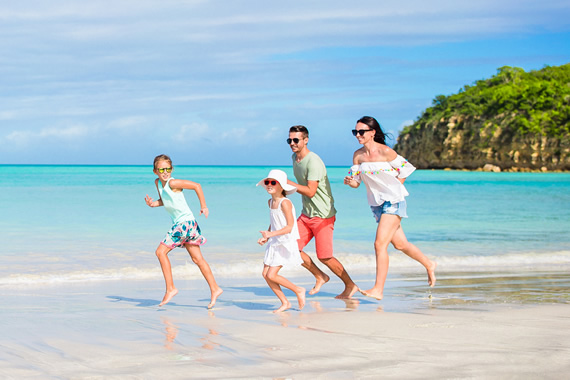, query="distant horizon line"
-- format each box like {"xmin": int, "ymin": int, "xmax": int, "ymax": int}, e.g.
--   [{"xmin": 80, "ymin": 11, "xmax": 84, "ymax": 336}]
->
[{"xmin": 0, "ymin": 163, "xmax": 337, "ymax": 168}]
